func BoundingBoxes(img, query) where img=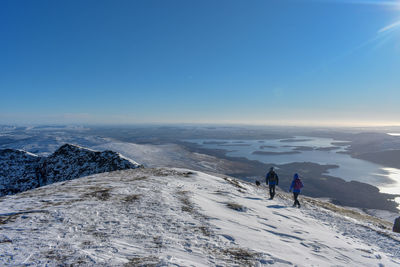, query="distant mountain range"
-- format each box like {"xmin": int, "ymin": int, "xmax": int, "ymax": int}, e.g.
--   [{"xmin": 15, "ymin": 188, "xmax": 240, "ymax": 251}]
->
[{"xmin": 0, "ymin": 144, "xmax": 141, "ymax": 196}]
